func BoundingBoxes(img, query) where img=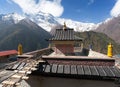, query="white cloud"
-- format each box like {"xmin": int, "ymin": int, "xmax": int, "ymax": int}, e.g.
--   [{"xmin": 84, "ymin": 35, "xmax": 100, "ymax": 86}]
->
[
  {"xmin": 111, "ymin": 0, "xmax": 120, "ymax": 17},
  {"xmin": 88, "ymin": 0, "xmax": 94, "ymax": 5},
  {"xmin": 11, "ymin": 0, "xmax": 64, "ymax": 17}
]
